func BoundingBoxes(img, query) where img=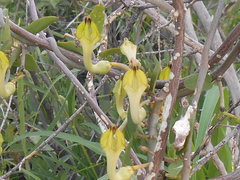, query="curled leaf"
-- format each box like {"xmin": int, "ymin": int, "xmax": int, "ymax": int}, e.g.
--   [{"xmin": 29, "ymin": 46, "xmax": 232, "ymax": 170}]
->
[
  {"xmin": 113, "ymin": 79, "xmax": 127, "ymax": 120},
  {"xmin": 173, "ymin": 106, "xmax": 193, "ymax": 150},
  {"xmin": 123, "ymin": 69, "xmax": 148, "ymax": 124}
]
